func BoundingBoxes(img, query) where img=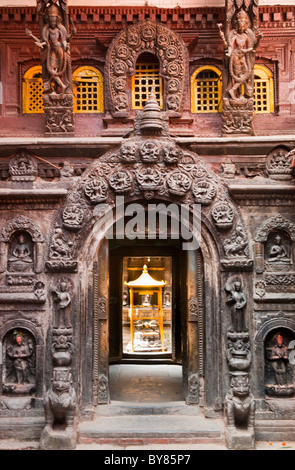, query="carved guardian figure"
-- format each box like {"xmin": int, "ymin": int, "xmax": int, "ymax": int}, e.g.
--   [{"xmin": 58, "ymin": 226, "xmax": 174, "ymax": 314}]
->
[{"xmin": 225, "ymin": 374, "xmax": 255, "ymax": 430}]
